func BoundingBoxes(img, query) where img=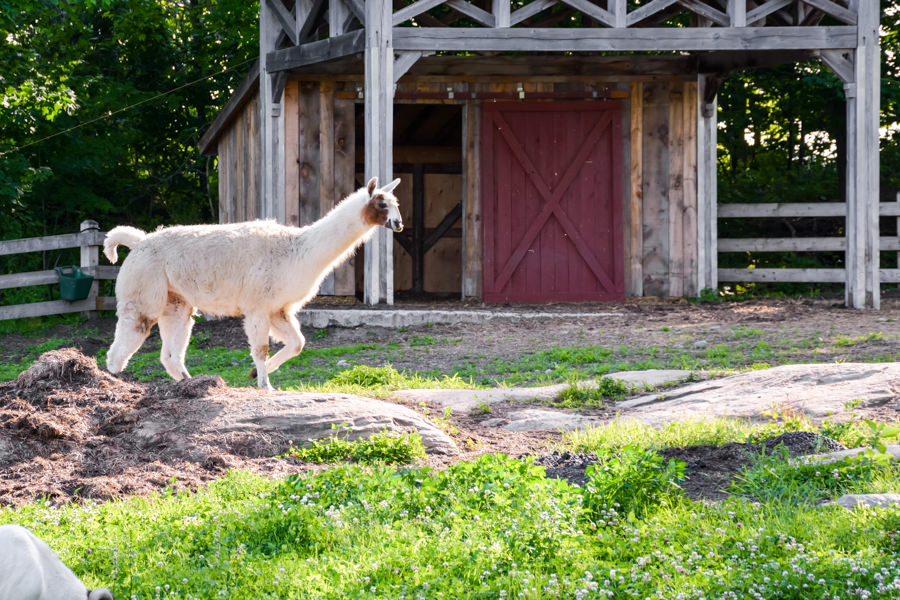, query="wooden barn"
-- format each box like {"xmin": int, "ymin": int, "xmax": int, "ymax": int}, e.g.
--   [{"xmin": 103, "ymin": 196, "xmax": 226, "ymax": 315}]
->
[{"xmin": 198, "ymin": 0, "xmax": 880, "ymax": 308}]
